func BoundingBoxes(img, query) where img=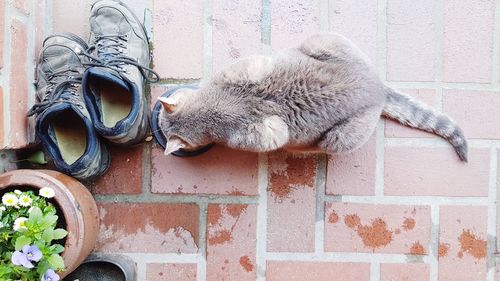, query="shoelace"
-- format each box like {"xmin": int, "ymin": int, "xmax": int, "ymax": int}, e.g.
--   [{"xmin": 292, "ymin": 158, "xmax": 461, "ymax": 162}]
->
[
  {"xmin": 27, "ymin": 70, "xmax": 84, "ymax": 117},
  {"xmin": 28, "ymin": 35, "xmax": 160, "ymax": 117},
  {"xmin": 83, "ymin": 34, "xmax": 160, "ymax": 83}
]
